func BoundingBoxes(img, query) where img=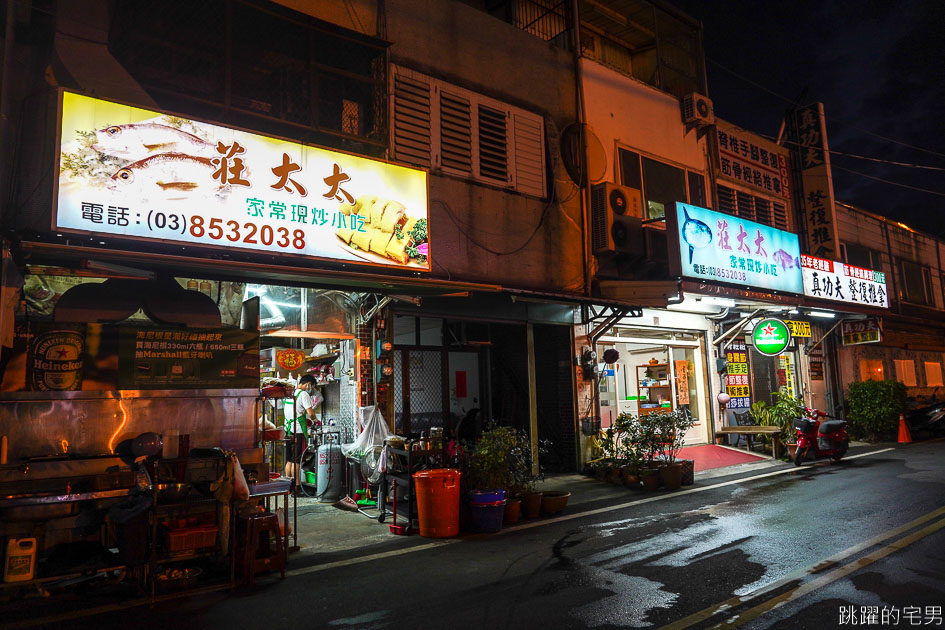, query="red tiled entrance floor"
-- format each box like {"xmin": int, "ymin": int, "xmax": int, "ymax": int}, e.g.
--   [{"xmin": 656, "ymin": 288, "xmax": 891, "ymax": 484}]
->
[{"xmin": 676, "ymin": 444, "xmax": 768, "ymax": 471}]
